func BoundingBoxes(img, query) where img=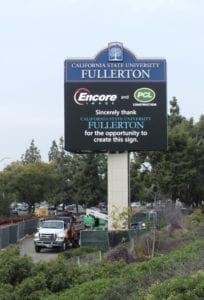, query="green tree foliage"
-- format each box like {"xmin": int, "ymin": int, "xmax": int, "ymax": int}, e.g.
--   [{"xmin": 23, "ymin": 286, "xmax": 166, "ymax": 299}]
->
[
  {"xmin": 70, "ymin": 154, "xmax": 106, "ymax": 207},
  {"xmin": 47, "ymin": 137, "xmax": 76, "ymax": 207},
  {"xmin": 151, "ymin": 118, "xmax": 196, "ymax": 203},
  {"xmin": 0, "ymin": 162, "xmax": 21, "ymax": 215},
  {"xmin": 21, "ymin": 139, "xmax": 41, "ymax": 165},
  {"xmin": 48, "ymin": 137, "xmax": 107, "ymax": 208},
  {"xmin": 3, "ymin": 161, "xmax": 62, "ymax": 212},
  {"xmin": 160, "ymin": 113, "xmax": 204, "ymax": 206},
  {"xmin": 0, "ymin": 173, "xmax": 12, "ymax": 215},
  {"xmin": 48, "ymin": 140, "xmax": 59, "ymax": 162},
  {"xmin": 190, "ymin": 115, "xmax": 204, "ymax": 206},
  {"xmin": 168, "ymin": 96, "xmax": 184, "ymax": 127},
  {"xmin": 130, "ymin": 153, "xmax": 152, "ymax": 202},
  {"xmin": 1, "ymin": 137, "xmax": 106, "ymax": 213},
  {"xmin": 131, "ymin": 98, "xmax": 204, "ymax": 207}
]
